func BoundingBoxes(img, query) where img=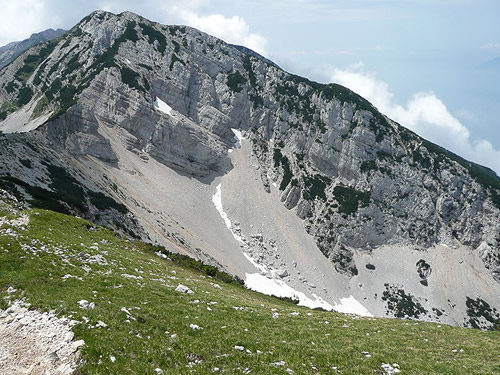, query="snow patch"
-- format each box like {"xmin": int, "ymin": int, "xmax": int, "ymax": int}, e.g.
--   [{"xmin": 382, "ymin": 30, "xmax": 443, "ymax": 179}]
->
[
  {"xmin": 212, "ymin": 184, "xmax": 245, "ymax": 244},
  {"xmin": 245, "ymin": 273, "xmax": 372, "ymax": 316},
  {"xmin": 245, "ymin": 273, "xmax": 334, "ymax": 310},
  {"xmin": 242, "ymin": 253, "xmax": 267, "ymax": 273},
  {"xmin": 212, "ymin": 184, "xmax": 269, "ymax": 273},
  {"xmin": 335, "ymin": 296, "xmax": 373, "ymax": 317},
  {"xmin": 231, "ymin": 129, "xmax": 245, "ymax": 149},
  {"xmin": 154, "ymin": 97, "xmax": 173, "ymax": 116}
]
